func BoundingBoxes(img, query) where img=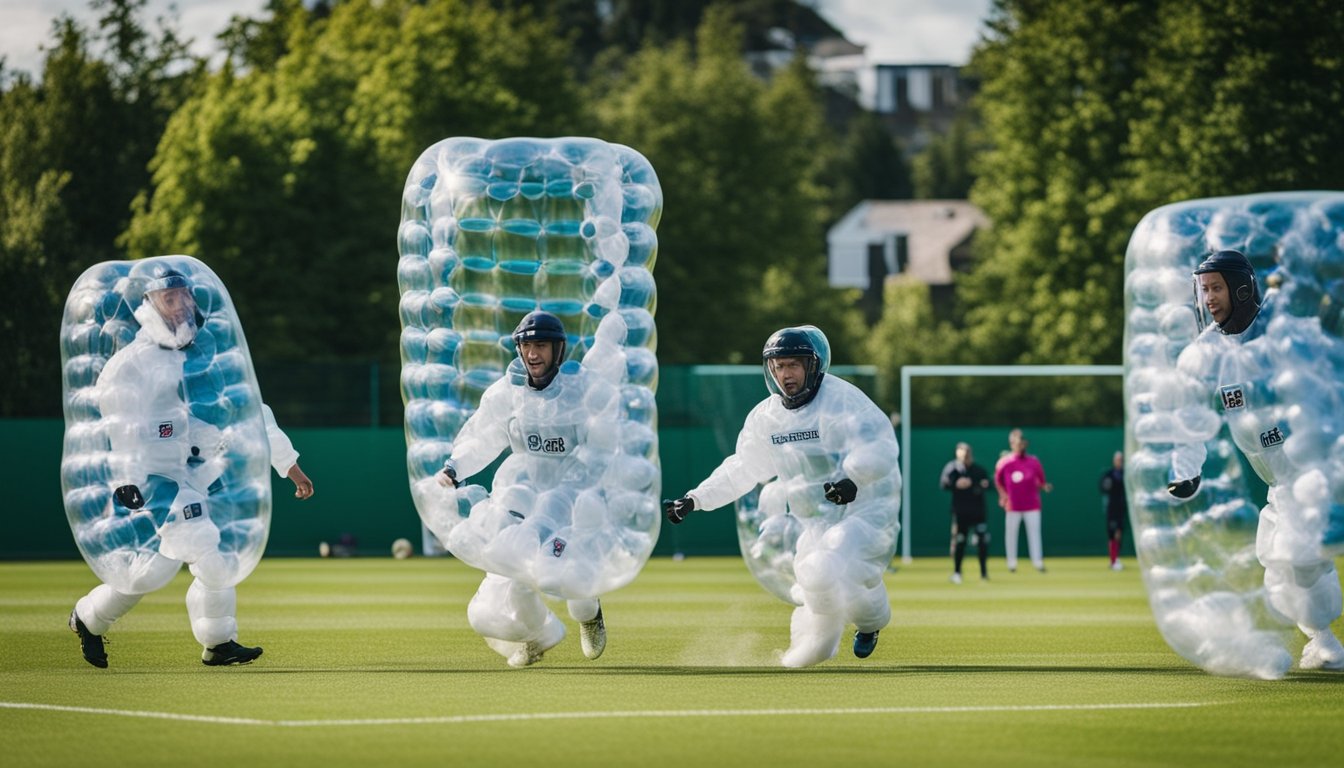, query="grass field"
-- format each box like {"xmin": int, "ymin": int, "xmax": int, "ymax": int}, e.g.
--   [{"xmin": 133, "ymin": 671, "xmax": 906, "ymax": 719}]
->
[{"xmin": 2, "ymin": 555, "xmax": 1342, "ymax": 767}]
